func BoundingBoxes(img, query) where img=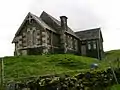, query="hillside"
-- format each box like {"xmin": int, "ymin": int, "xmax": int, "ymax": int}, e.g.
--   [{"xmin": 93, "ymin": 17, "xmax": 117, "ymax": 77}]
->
[
  {"xmin": 99, "ymin": 49, "xmax": 120, "ymax": 69},
  {"xmin": 3, "ymin": 50, "xmax": 120, "ymax": 82},
  {"xmin": 3, "ymin": 54, "xmax": 98, "ymax": 81},
  {"xmin": 105, "ymin": 49, "xmax": 120, "ymax": 61}
]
